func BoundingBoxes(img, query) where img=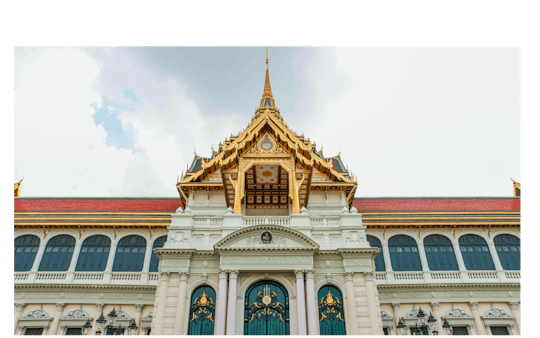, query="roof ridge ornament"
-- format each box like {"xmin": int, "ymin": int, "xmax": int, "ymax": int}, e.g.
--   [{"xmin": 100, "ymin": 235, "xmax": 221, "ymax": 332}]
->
[{"xmin": 259, "ymin": 47, "xmax": 276, "ymax": 110}]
